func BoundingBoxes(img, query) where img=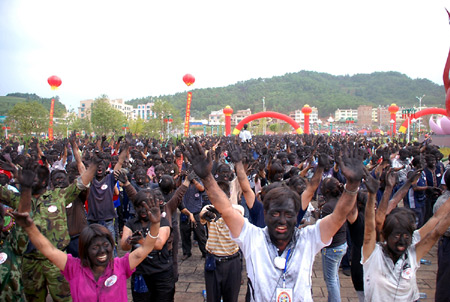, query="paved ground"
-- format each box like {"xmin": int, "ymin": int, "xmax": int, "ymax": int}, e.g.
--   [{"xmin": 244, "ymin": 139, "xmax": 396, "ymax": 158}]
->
[{"xmin": 122, "ymin": 239, "xmax": 438, "ymax": 301}]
